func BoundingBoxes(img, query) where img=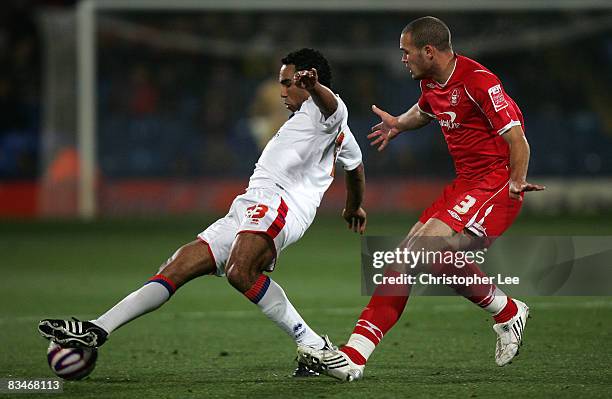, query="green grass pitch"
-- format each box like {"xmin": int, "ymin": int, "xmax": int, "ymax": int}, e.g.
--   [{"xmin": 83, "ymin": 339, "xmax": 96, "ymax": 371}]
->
[{"xmin": 1, "ymin": 213, "xmax": 611, "ymax": 398}]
